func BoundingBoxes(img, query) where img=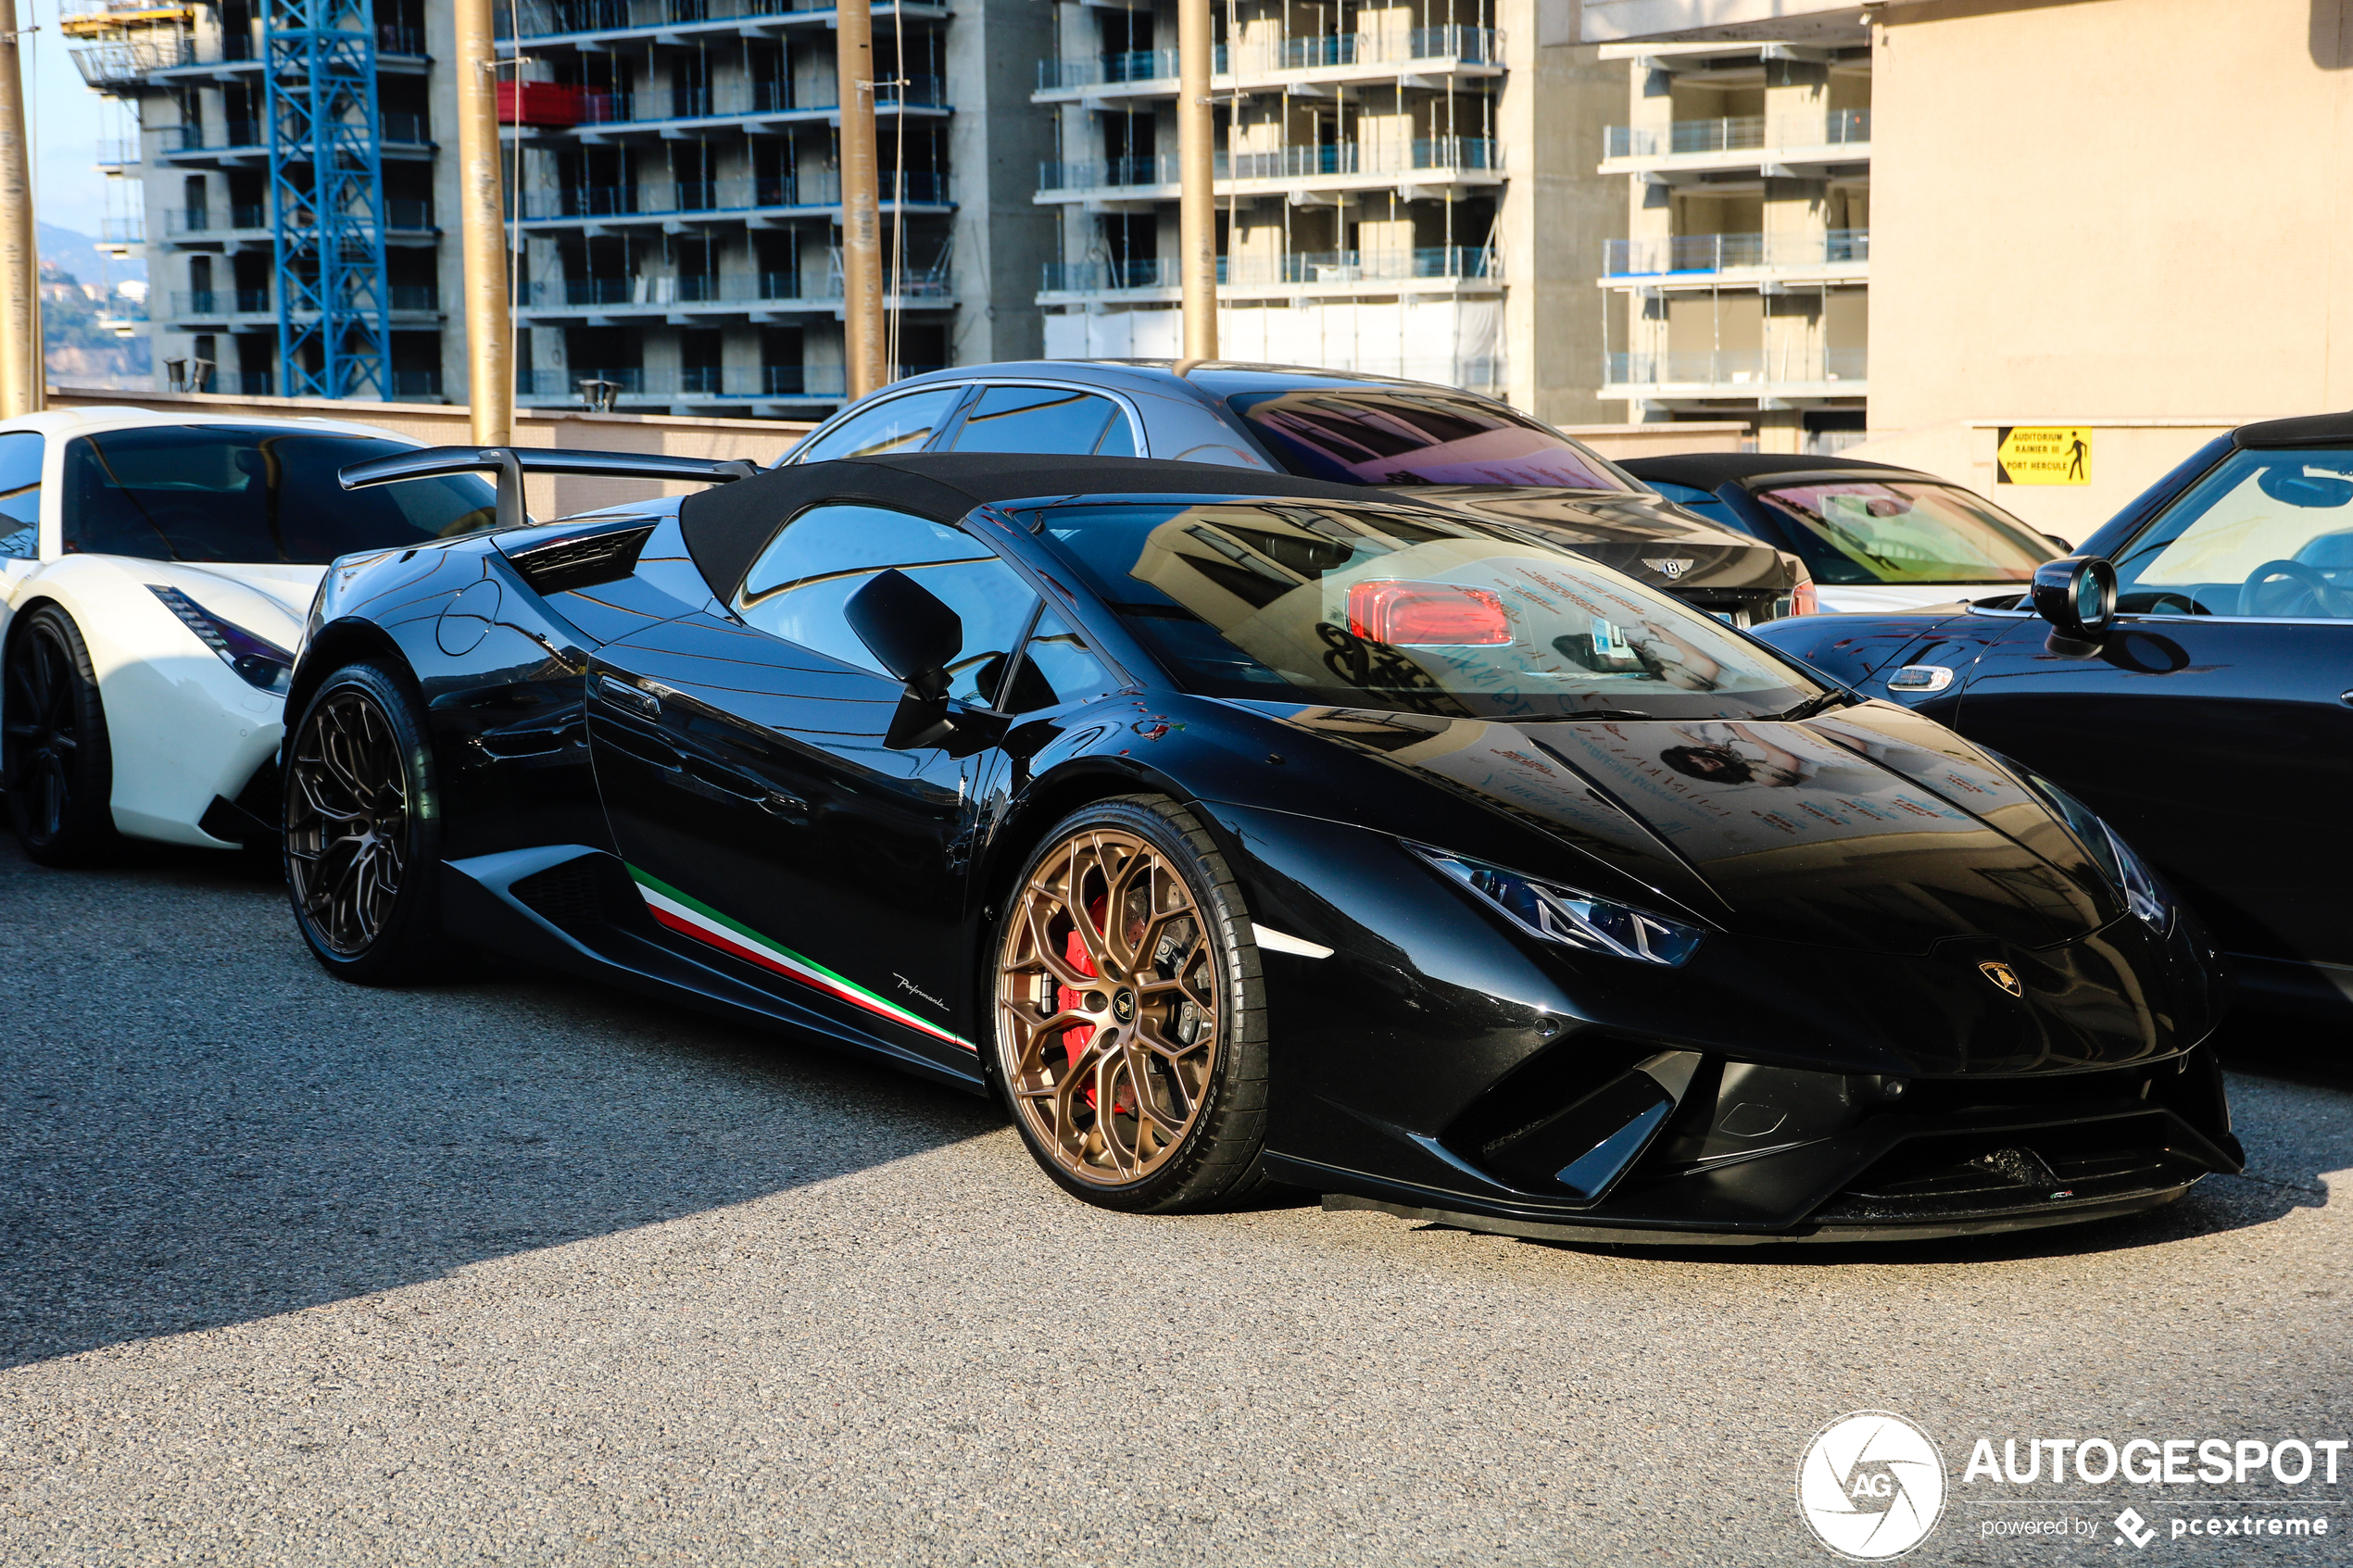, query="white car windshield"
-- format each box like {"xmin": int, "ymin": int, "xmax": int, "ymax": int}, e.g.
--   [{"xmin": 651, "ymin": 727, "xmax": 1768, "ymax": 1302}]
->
[{"xmin": 61, "ymin": 425, "xmax": 497, "ymax": 564}]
